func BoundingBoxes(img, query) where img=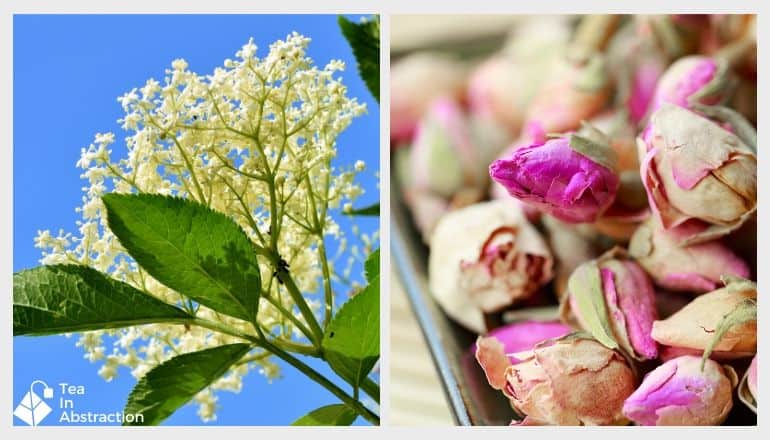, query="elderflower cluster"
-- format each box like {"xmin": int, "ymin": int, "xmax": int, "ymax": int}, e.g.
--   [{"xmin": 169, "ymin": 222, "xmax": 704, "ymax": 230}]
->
[{"xmin": 35, "ymin": 33, "xmax": 369, "ymax": 422}]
